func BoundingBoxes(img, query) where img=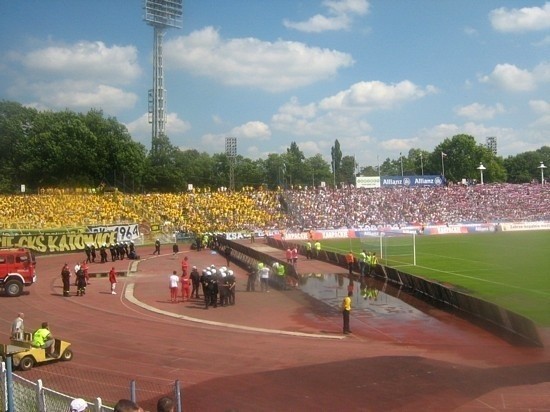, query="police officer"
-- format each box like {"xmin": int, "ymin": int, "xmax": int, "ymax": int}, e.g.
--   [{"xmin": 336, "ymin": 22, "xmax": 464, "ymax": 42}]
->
[
  {"xmin": 75, "ymin": 267, "xmax": 86, "ymax": 296},
  {"xmin": 84, "ymin": 244, "xmax": 92, "ymax": 263},
  {"xmin": 100, "ymin": 244, "xmax": 108, "ymax": 263},
  {"xmin": 190, "ymin": 266, "xmax": 201, "ymax": 299},
  {"xmin": 246, "ymin": 265, "xmax": 256, "ymax": 292},
  {"xmin": 226, "ymin": 269, "xmax": 236, "ymax": 305},
  {"xmin": 218, "ymin": 269, "xmax": 229, "ymax": 306}
]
